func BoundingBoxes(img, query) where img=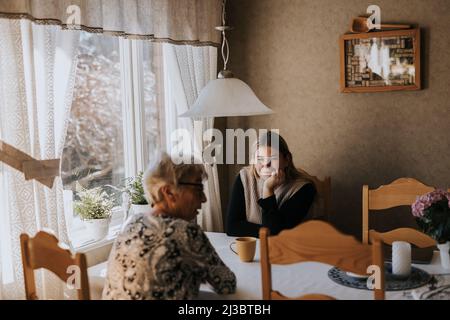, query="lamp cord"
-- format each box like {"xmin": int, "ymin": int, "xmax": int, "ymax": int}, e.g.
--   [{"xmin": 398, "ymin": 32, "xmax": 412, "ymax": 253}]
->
[{"xmin": 220, "ymin": 0, "xmax": 229, "ymax": 71}]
